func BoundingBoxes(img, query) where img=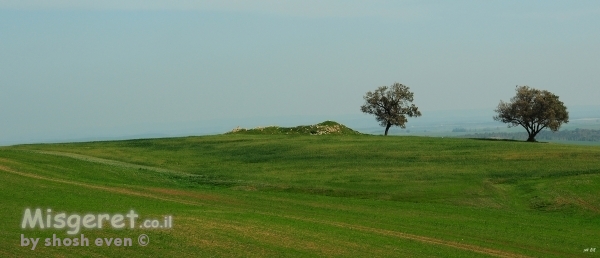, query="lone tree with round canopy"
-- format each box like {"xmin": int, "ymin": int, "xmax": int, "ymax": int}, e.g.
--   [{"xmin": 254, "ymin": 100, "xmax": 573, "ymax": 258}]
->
[
  {"xmin": 361, "ymin": 82, "xmax": 422, "ymax": 136},
  {"xmin": 494, "ymin": 86, "xmax": 569, "ymax": 142}
]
